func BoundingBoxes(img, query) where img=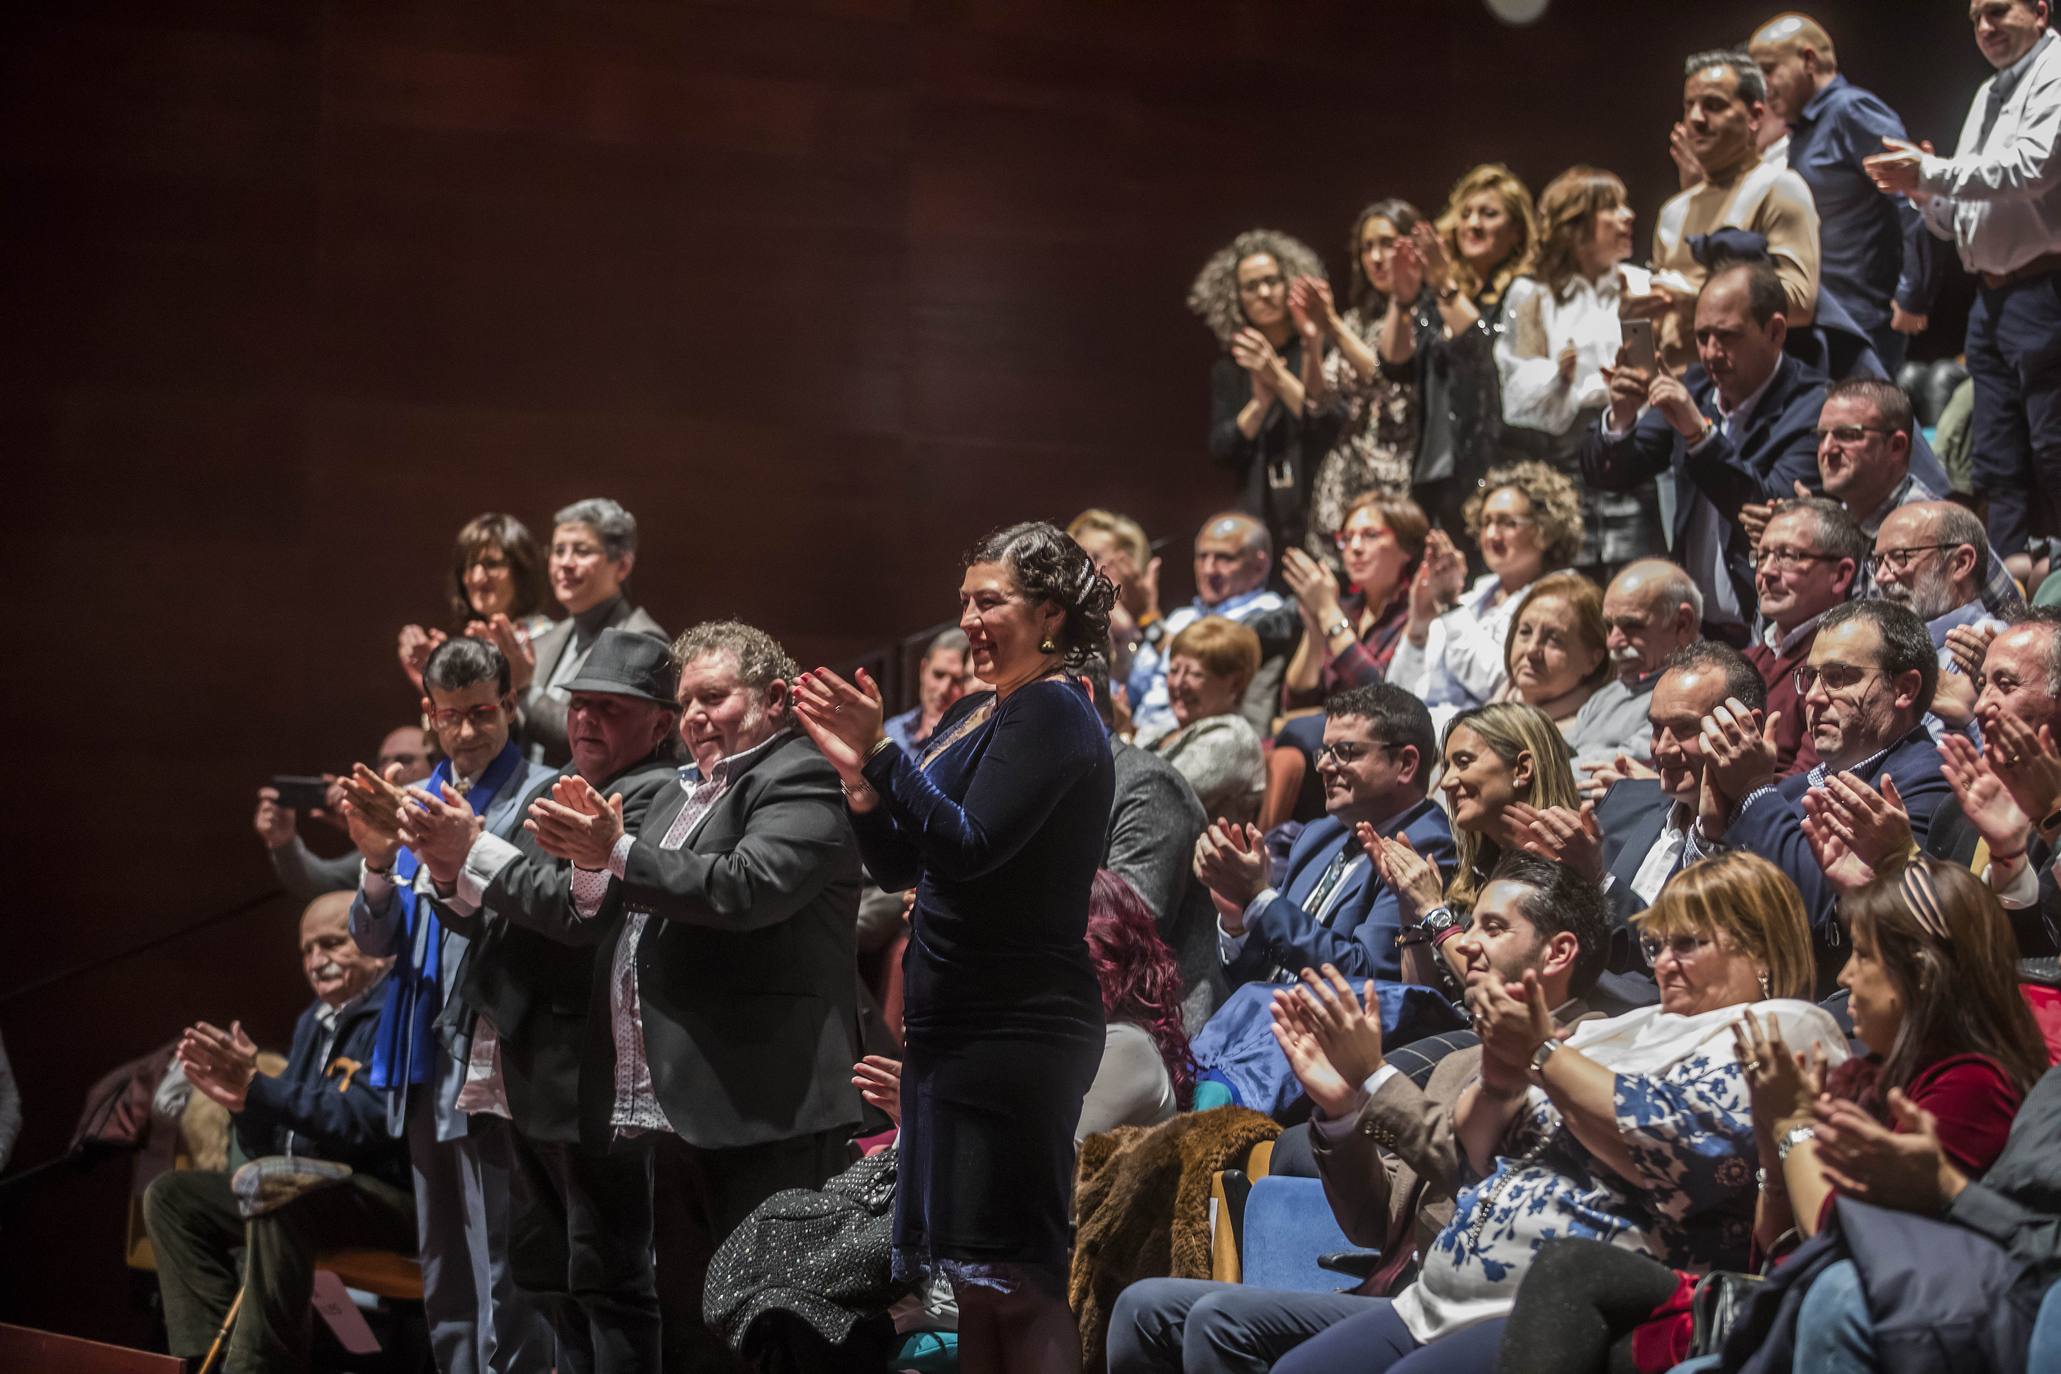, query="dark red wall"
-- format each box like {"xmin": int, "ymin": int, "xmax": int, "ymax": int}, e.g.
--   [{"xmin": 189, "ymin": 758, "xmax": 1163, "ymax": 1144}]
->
[{"xmin": 0, "ymin": 0, "xmax": 1977, "ymax": 1340}]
